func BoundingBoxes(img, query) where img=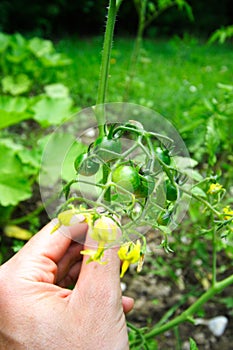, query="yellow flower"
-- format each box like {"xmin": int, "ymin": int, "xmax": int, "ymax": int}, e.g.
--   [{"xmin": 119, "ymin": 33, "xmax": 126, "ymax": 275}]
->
[
  {"xmin": 118, "ymin": 240, "xmax": 141, "ymax": 278},
  {"xmin": 207, "ymin": 183, "xmax": 223, "ymax": 195},
  {"xmin": 81, "ymin": 215, "xmax": 119, "ymax": 265},
  {"xmin": 81, "ymin": 244, "xmax": 107, "ymax": 264},
  {"xmin": 223, "ymin": 206, "xmax": 233, "ymax": 220},
  {"xmin": 50, "ymin": 205, "xmax": 94, "ymax": 234},
  {"xmin": 50, "ymin": 207, "xmax": 81, "ymax": 233},
  {"xmin": 90, "ymin": 216, "xmax": 118, "ymax": 244}
]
